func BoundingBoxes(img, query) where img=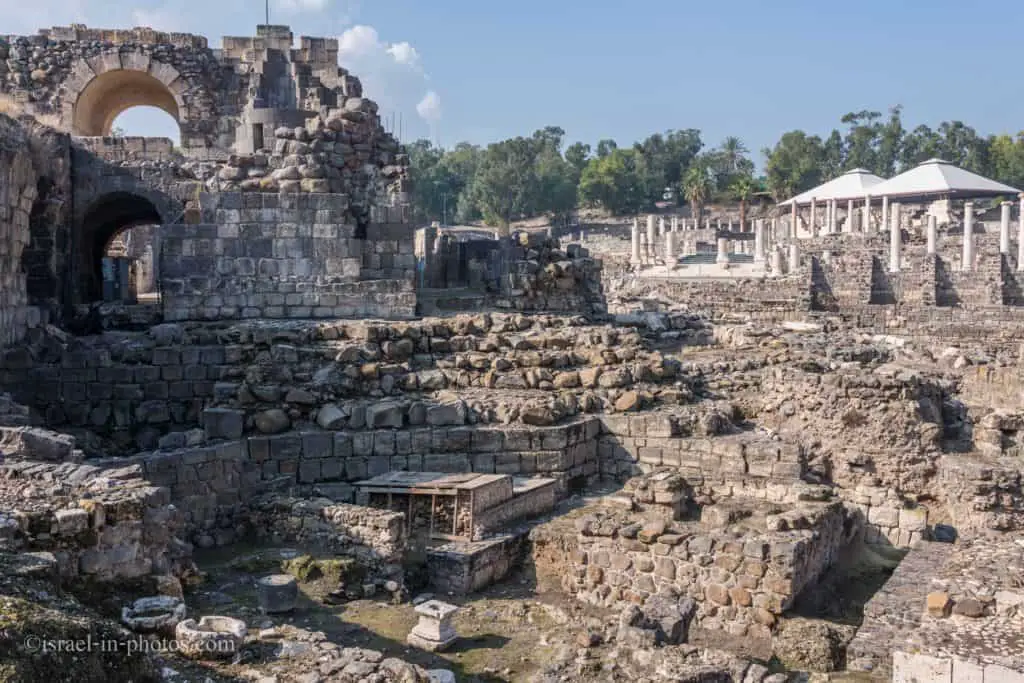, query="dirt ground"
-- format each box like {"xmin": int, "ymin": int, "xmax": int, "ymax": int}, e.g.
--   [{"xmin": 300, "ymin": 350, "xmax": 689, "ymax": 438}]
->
[{"xmin": 184, "ymin": 544, "xmax": 611, "ymax": 682}]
